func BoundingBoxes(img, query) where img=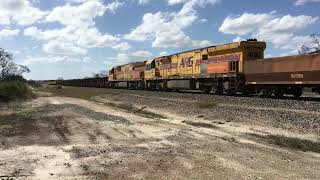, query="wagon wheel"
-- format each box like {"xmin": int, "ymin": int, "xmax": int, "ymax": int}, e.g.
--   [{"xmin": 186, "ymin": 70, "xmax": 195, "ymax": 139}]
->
[
  {"xmin": 274, "ymin": 88, "xmax": 285, "ymax": 98},
  {"xmin": 204, "ymin": 87, "xmax": 211, "ymax": 94},
  {"xmin": 211, "ymin": 86, "xmax": 222, "ymax": 95},
  {"xmin": 258, "ymin": 89, "xmax": 272, "ymax": 97},
  {"xmin": 293, "ymin": 88, "xmax": 303, "ymax": 98}
]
